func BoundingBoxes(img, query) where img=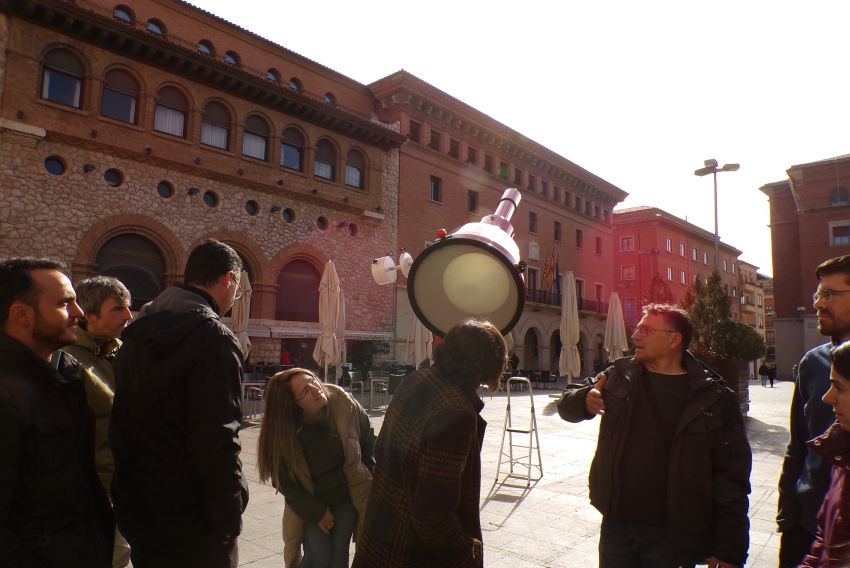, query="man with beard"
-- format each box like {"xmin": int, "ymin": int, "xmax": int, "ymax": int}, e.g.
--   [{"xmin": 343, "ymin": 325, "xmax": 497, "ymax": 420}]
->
[
  {"xmin": 0, "ymin": 258, "xmax": 114, "ymax": 567},
  {"xmin": 778, "ymin": 255, "xmax": 850, "ymax": 566}
]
